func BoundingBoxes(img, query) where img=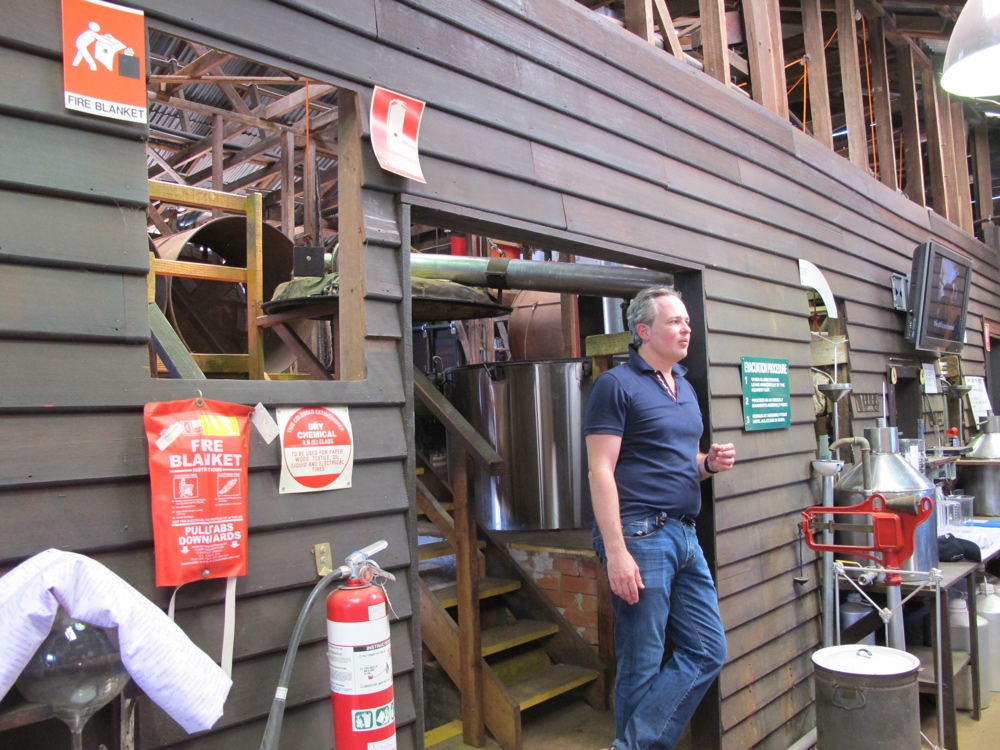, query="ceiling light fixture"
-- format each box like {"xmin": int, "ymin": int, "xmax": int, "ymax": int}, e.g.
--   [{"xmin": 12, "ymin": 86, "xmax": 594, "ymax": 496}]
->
[{"xmin": 941, "ymin": 0, "xmax": 1000, "ymax": 97}]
